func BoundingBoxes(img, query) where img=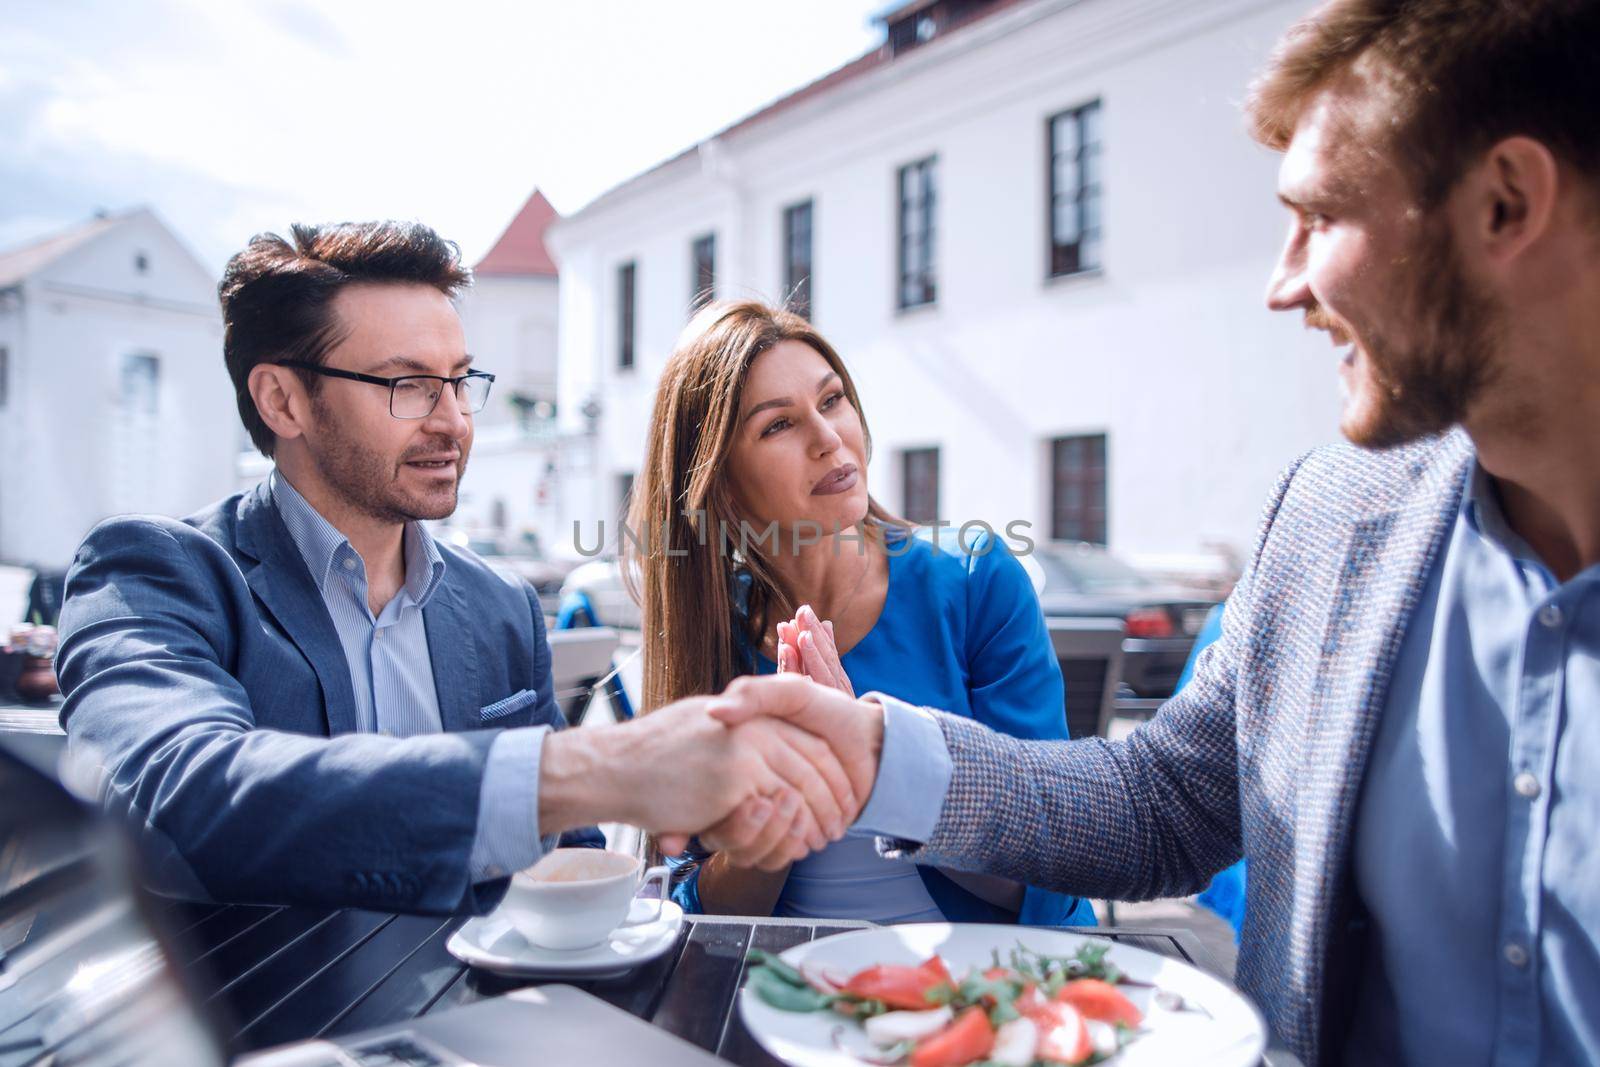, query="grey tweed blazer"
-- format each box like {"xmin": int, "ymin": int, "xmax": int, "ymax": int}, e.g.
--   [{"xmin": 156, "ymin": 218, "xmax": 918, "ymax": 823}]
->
[{"xmin": 881, "ymin": 428, "xmax": 1475, "ymax": 1065}]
